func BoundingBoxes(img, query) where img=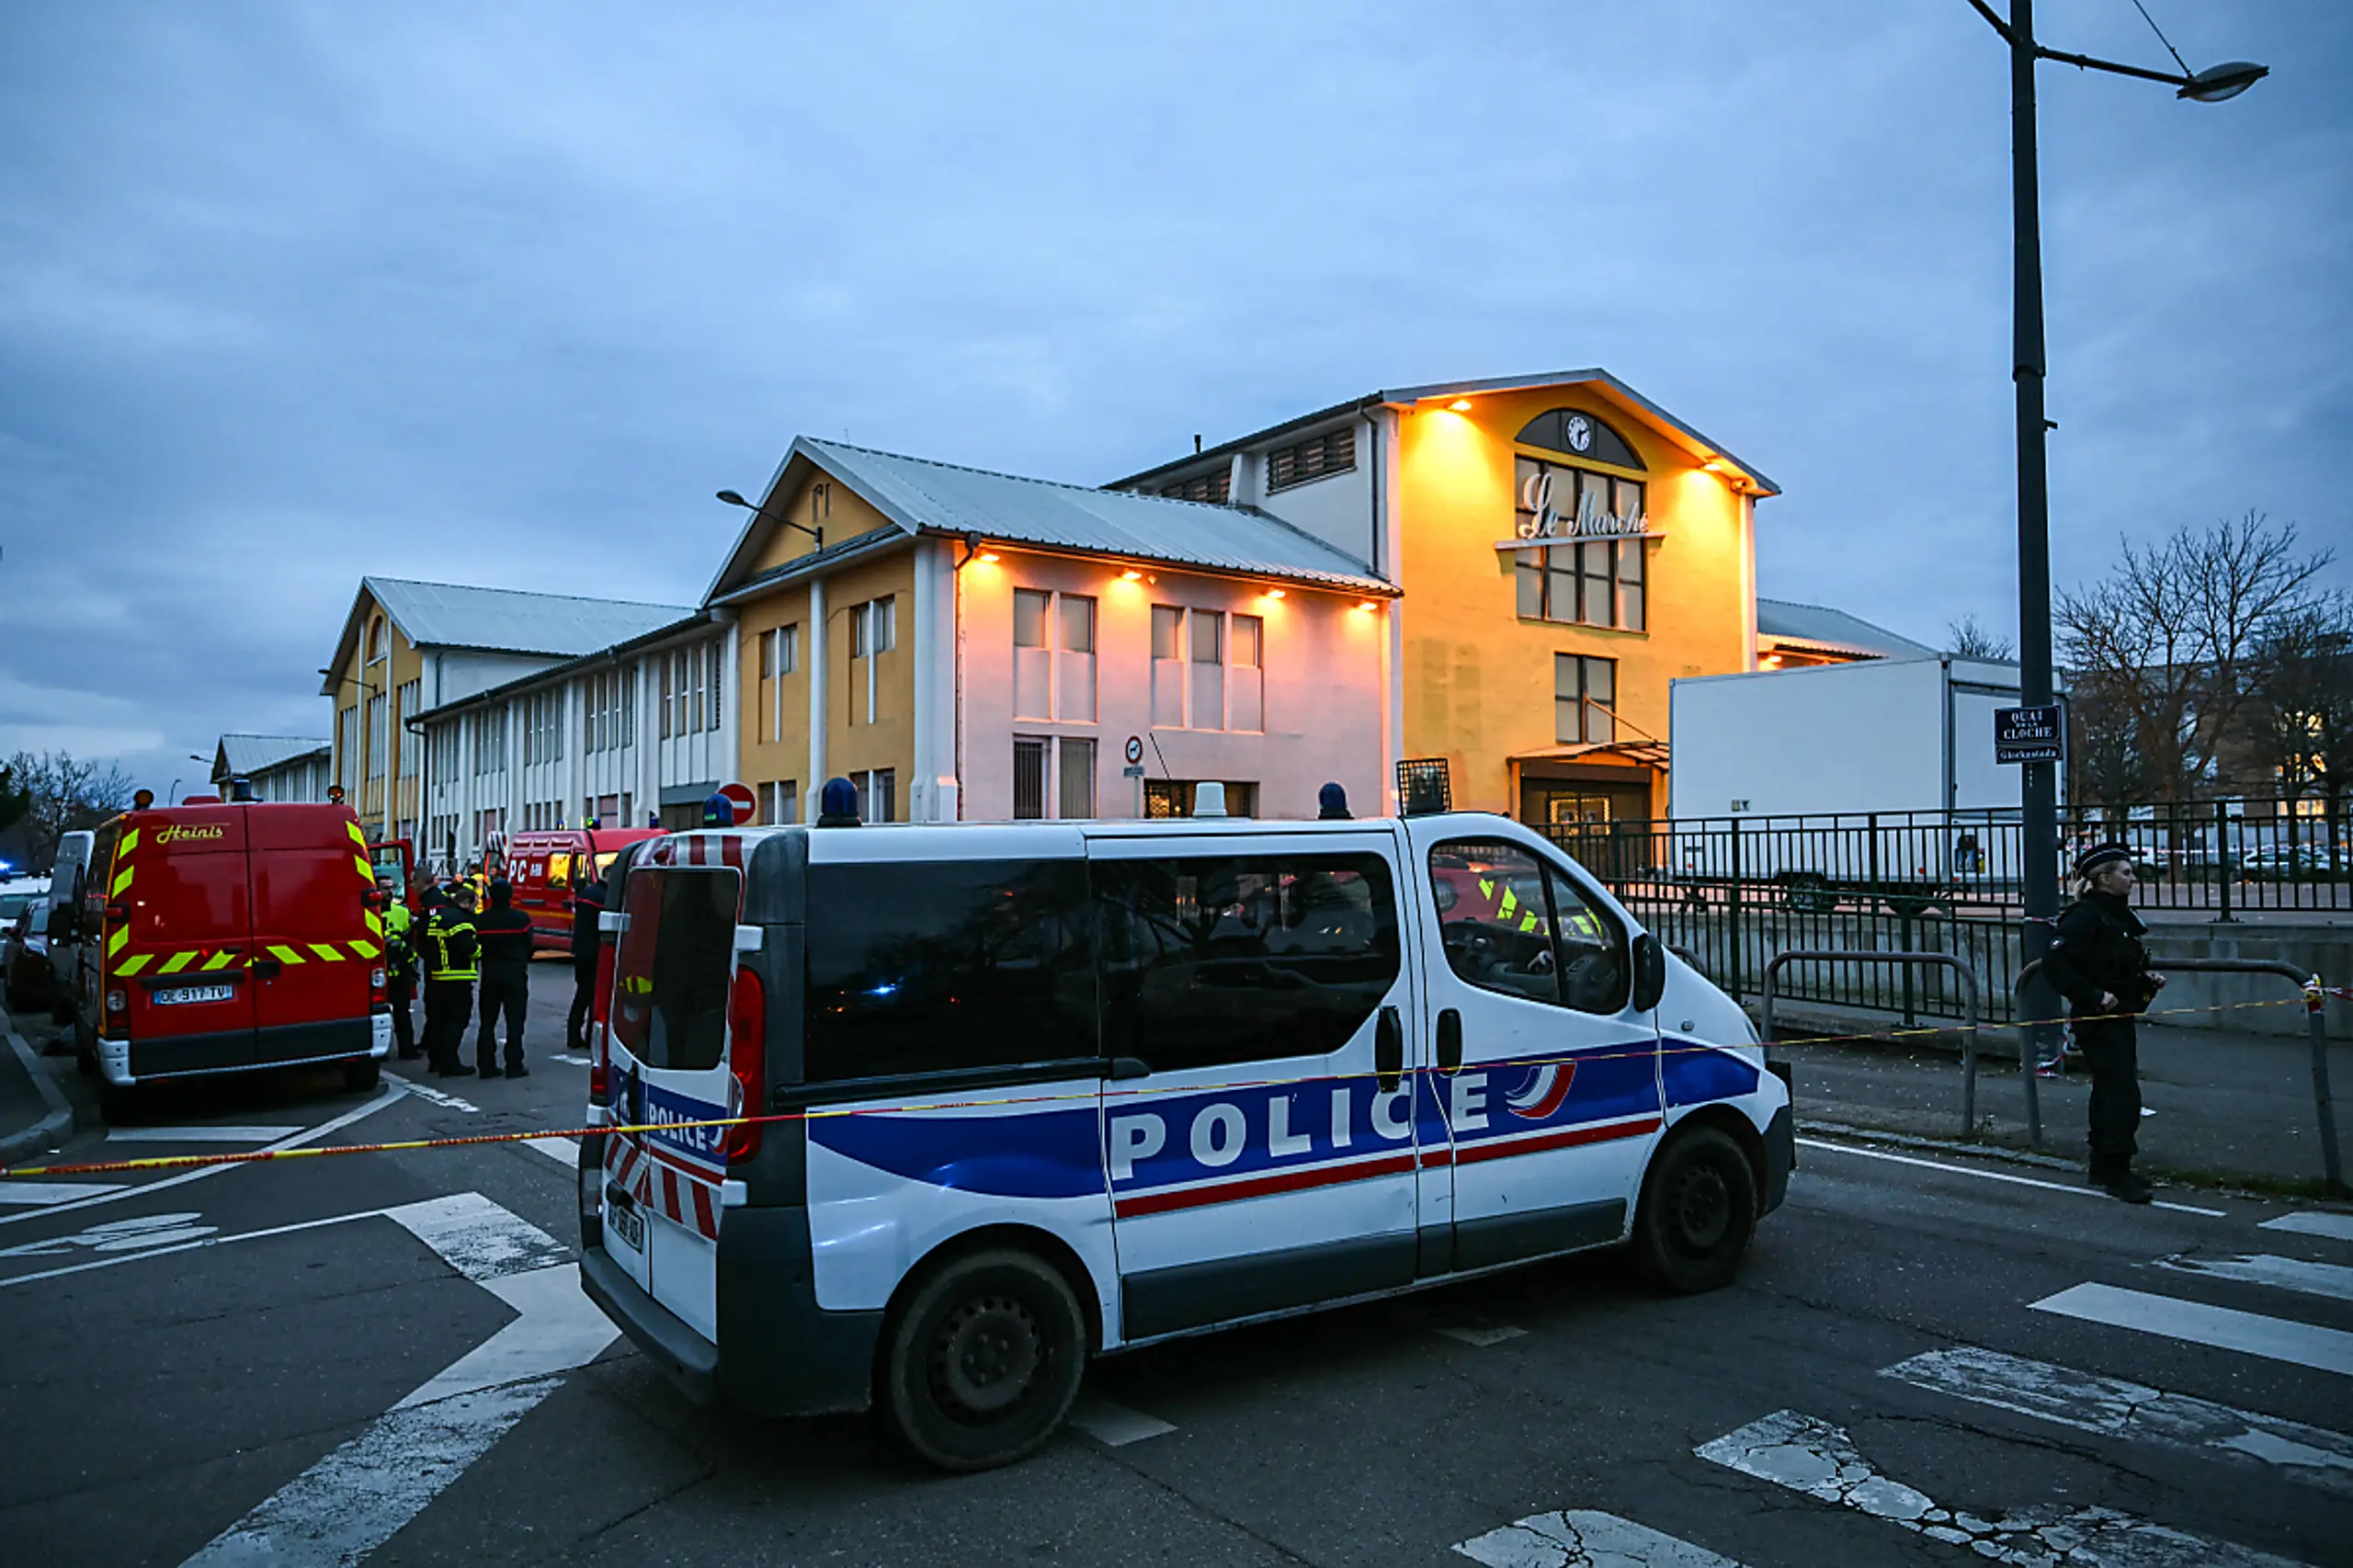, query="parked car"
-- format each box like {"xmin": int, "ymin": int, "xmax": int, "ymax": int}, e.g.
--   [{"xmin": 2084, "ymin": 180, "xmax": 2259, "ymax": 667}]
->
[
  {"xmin": 2, "ymin": 876, "xmax": 53, "ymax": 1013},
  {"xmin": 2241, "ymin": 843, "xmax": 2351, "ymax": 881}
]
